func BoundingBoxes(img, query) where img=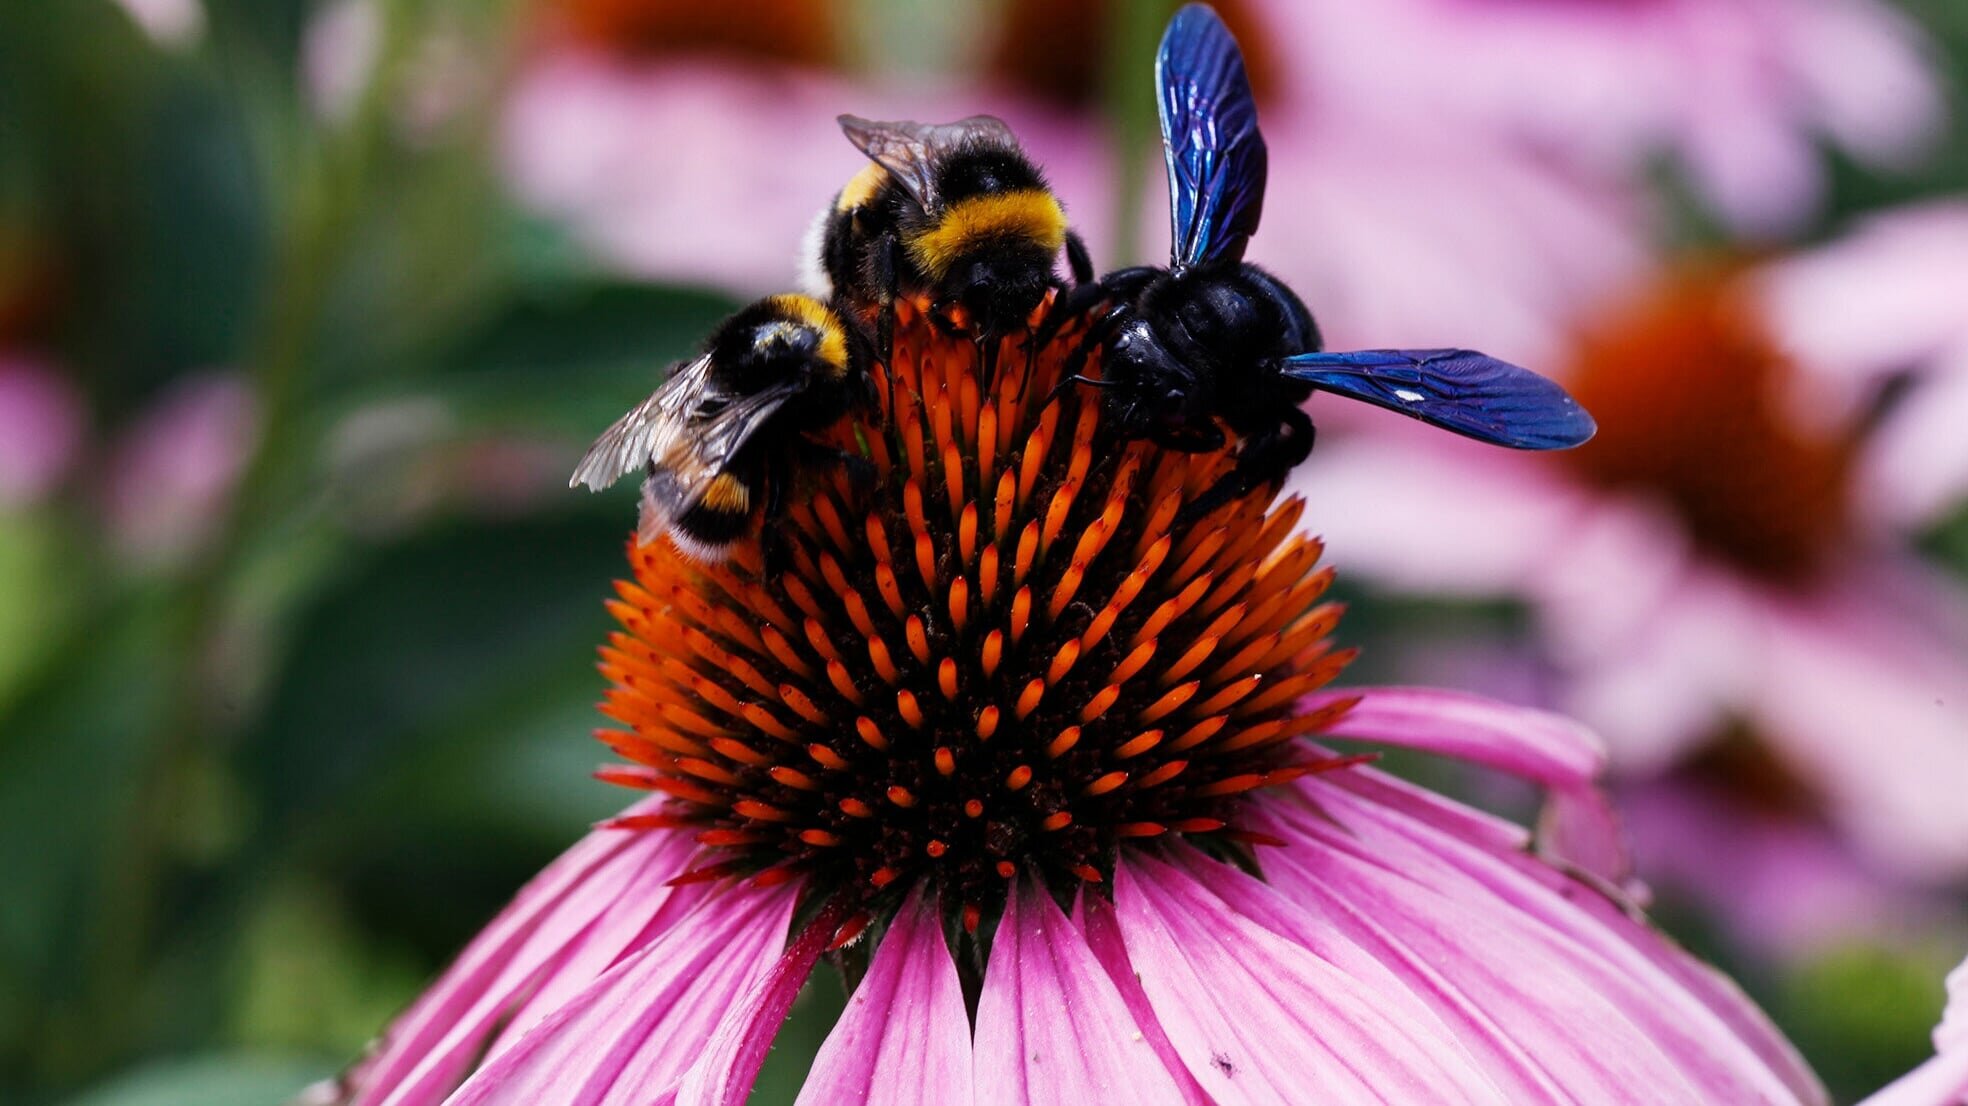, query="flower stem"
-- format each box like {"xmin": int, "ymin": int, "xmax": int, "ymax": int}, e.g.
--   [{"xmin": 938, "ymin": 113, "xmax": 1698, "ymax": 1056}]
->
[{"xmin": 1102, "ymin": 0, "xmax": 1181, "ymax": 265}]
